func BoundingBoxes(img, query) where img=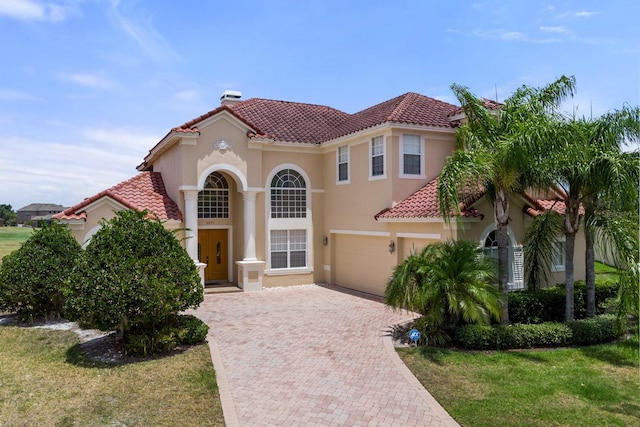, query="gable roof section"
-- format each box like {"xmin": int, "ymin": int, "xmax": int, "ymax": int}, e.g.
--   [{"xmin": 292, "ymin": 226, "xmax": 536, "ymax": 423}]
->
[
  {"xmin": 168, "ymin": 92, "xmax": 459, "ymax": 145},
  {"xmin": 54, "ymin": 172, "xmax": 182, "ymax": 221},
  {"xmin": 330, "ymin": 92, "xmax": 459, "ymax": 139}
]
